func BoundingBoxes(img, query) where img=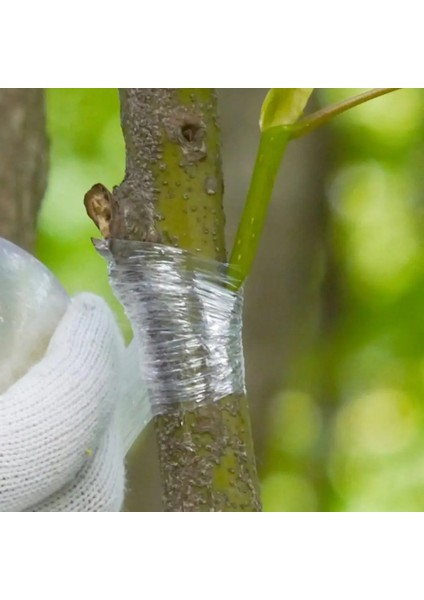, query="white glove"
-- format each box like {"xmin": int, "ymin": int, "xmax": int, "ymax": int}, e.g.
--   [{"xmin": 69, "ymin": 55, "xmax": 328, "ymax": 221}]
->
[{"xmin": 0, "ymin": 292, "xmax": 150, "ymax": 512}]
